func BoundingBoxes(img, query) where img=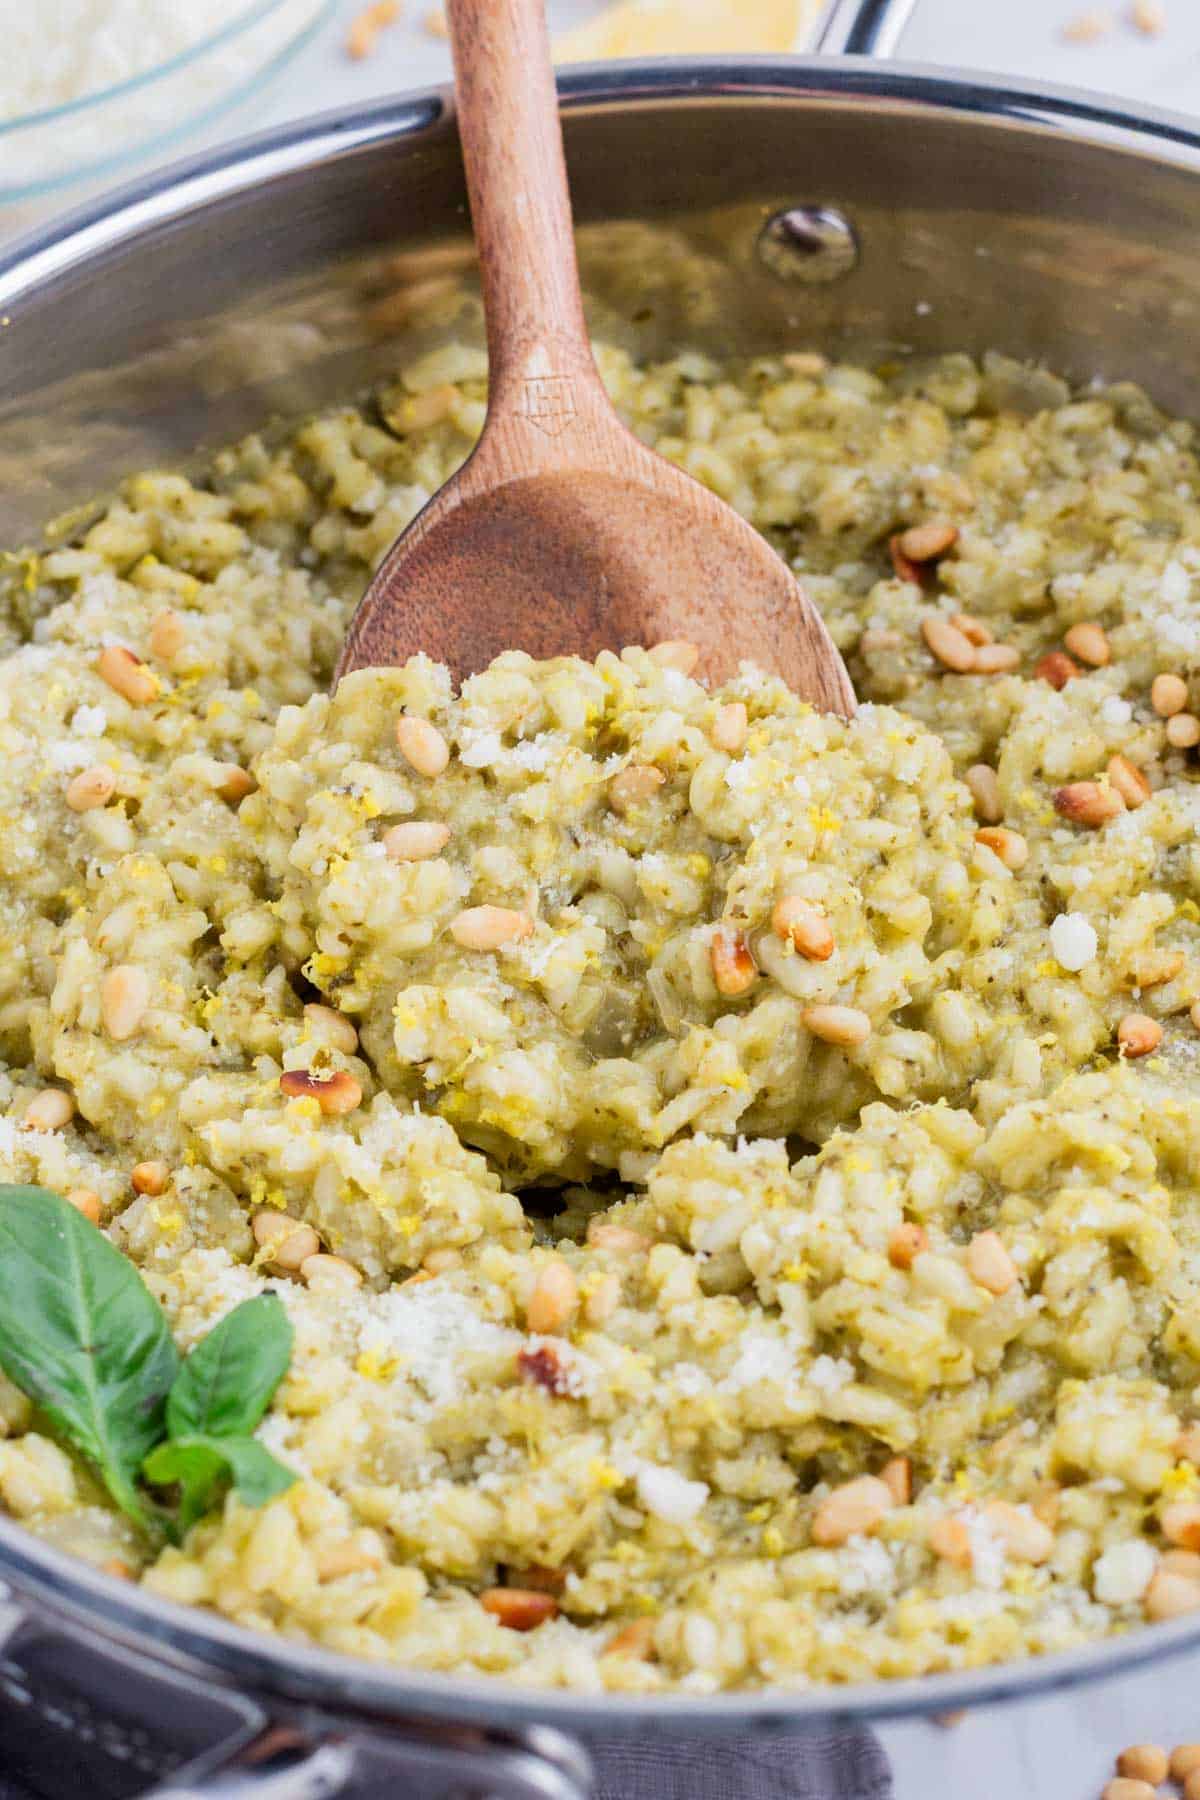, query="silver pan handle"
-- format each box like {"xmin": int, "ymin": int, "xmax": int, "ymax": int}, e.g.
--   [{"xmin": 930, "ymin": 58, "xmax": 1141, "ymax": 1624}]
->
[{"xmin": 815, "ymin": 0, "xmax": 917, "ymax": 56}]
